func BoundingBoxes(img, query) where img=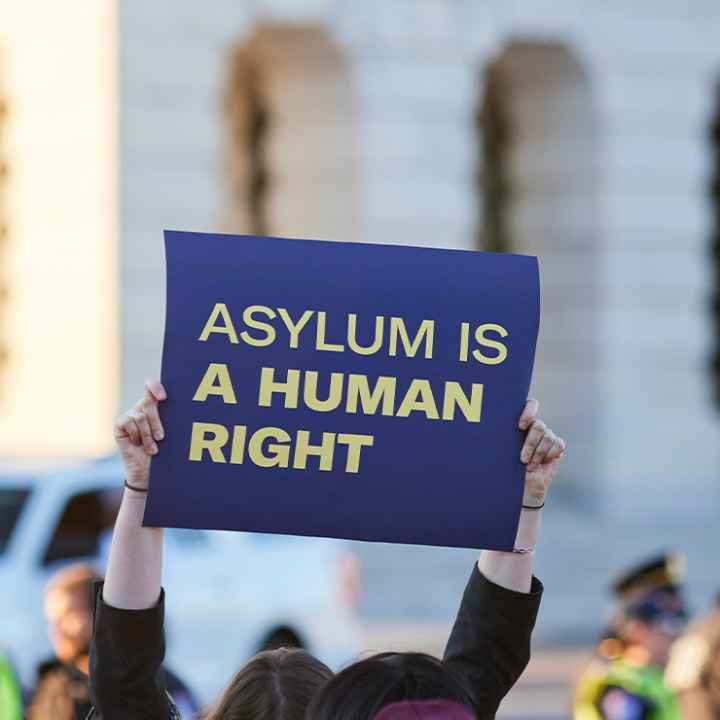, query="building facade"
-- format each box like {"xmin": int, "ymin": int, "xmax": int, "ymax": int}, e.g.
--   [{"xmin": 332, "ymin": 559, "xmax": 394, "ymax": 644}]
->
[
  {"xmin": 2, "ymin": 0, "xmax": 720, "ymax": 634},
  {"xmin": 121, "ymin": 0, "xmax": 720, "ymax": 520}
]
